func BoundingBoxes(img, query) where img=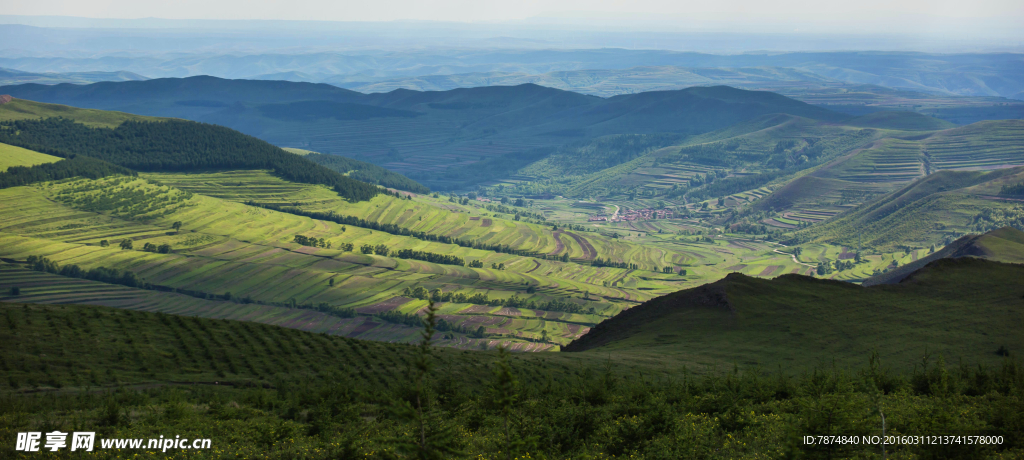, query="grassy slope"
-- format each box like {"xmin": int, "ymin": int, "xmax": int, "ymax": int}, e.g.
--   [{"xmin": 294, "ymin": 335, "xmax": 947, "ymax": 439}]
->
[
  {"xmin": 0, "ymin": 142, "xmax": 61, "ymax": 171},
  {"xmin": 566, "ymin": 256, "xmax": 1024, "ymax": 370},
  {"xmin": 861, "ymin": 226, "xmax": 1024, "ymax": 285},
  {"xmin": 281, "ymin": 147, "xmax": 314, "ymax": 155},
  {"xmin": 792, "ymin": 167, "xmax": 1024, "ymax": 250},
  {"xmin": 752, "ymin": 119, "xmax": 1024, "ymax": 227},
  {"xmin": 0, "ymin": 98, "xmax": 164, "ymax": 128}
]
